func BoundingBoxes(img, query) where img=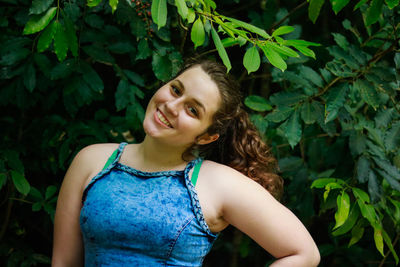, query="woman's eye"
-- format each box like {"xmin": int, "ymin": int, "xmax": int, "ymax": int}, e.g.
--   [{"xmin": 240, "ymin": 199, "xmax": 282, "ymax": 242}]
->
[
  {"xmin": 171, "ymin": 86, "xmax": 180, "ymax": 95},
  {"xmin": 188, "ymin": 106, "xmax": 198, "ymax": 117}
]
